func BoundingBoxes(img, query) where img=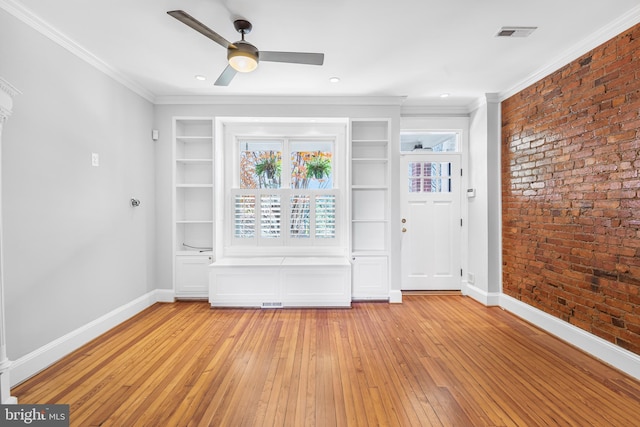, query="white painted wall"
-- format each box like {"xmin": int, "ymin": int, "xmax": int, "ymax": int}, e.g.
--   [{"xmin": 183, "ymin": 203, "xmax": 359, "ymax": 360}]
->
[
  {"xmin": 0, "ymin": 10, "xmax": 156, "ymax": 359},
  {"xmin": 466, "ymin": 96, "xmax": 502, "ymax": 305},
  {"xmin": 486, "ymin": 95, "xmax": 502, "ymax": 297},
  {"xmin": 467, "ymin": 102, "xmax": 490, "ymax": 300}
]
